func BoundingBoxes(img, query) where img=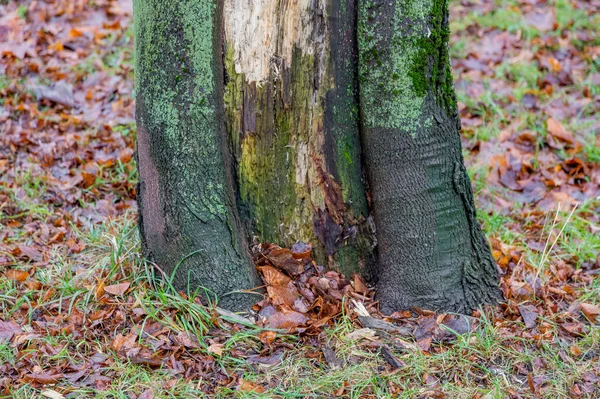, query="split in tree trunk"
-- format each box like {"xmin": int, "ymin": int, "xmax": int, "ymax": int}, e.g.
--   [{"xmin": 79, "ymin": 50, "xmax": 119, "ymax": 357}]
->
[
  {"xmin": 357, "ymin": 0, "xmax": 500, "ymax": 313},
  {"xmin": 222, "ymin": 0, "xmax": 375, "ymax": 278},
  {"xmin": 134, "ymin": 0, "xmax": 261, "ymax": 311}
]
